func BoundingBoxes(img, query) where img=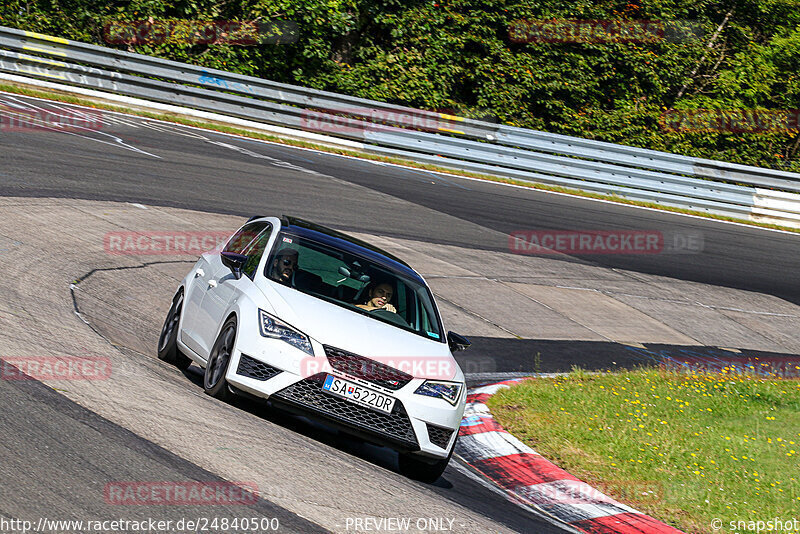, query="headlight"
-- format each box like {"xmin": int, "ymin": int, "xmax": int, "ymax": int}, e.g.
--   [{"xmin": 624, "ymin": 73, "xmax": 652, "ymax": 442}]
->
[
  {"xmin": 258, "ymin": 309, "xmax": 313, "ymax": 355},
  {"xmin": 414, "ymin": 380, "xmax": 463, "ymax": 406}
]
